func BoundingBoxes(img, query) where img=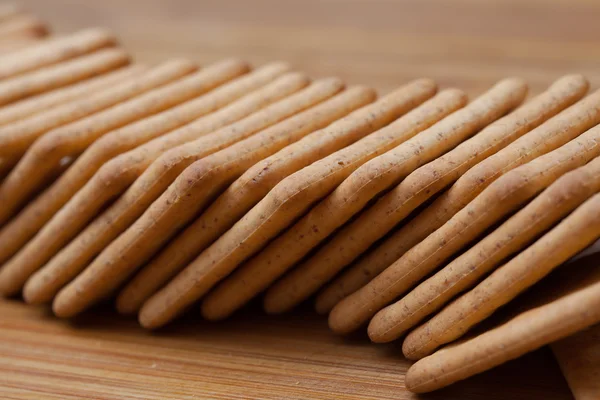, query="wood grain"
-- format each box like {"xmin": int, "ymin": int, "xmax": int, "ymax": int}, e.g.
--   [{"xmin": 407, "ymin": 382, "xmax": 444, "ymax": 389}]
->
[
  {"xmin": 4, "ymin": 0, "xmax": 598, "ymax": 398},
  {"xmin": 553, "ymin": 324, "xmax": 600, "ymax": 400},
  {"xmin": 0, "ymin": 299, "xmax": 570, "ymax": 400}
]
